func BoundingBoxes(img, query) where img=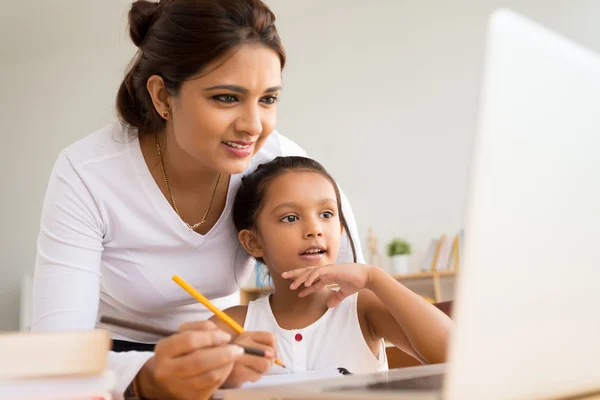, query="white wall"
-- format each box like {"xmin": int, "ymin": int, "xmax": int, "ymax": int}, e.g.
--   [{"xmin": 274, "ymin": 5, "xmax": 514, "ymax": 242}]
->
[
  {"xmin": 266, "ymin": 0, "xmax": 600, "ymax": 271},
  {"xmin": 267, "ymin": 0, "xmax": 600, "ymax": 276},
  {"xmin": 1, "ymin": 0, "xmax": 599, "ymax": 331}
]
